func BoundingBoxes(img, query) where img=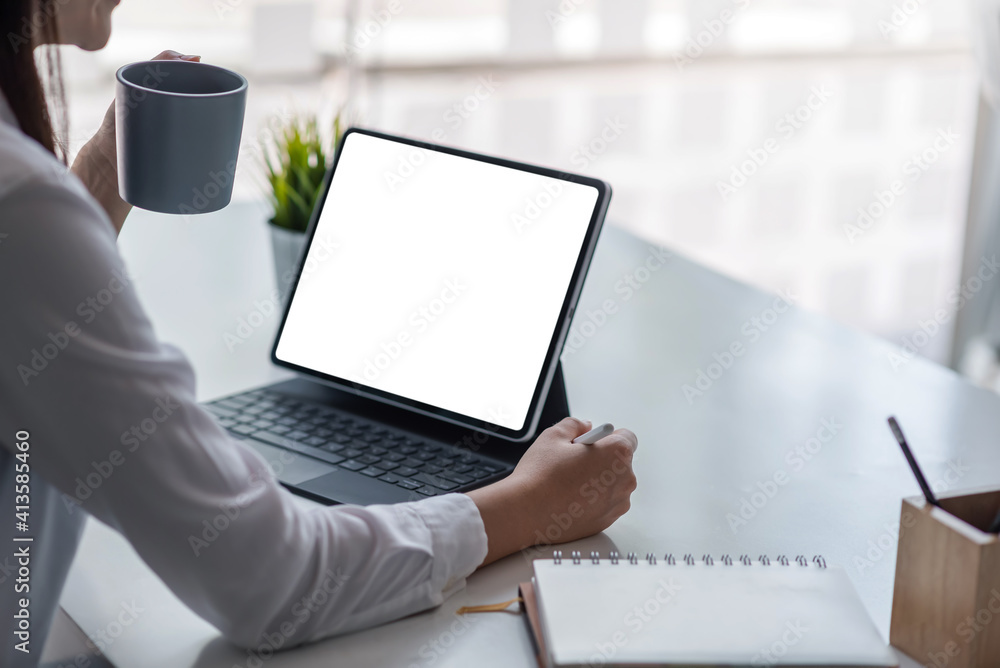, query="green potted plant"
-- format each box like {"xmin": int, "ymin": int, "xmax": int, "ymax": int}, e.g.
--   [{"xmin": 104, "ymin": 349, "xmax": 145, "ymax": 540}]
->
[{"xmin": 262, "ymin": 113, "xmax": 344, "ymax": 301}]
